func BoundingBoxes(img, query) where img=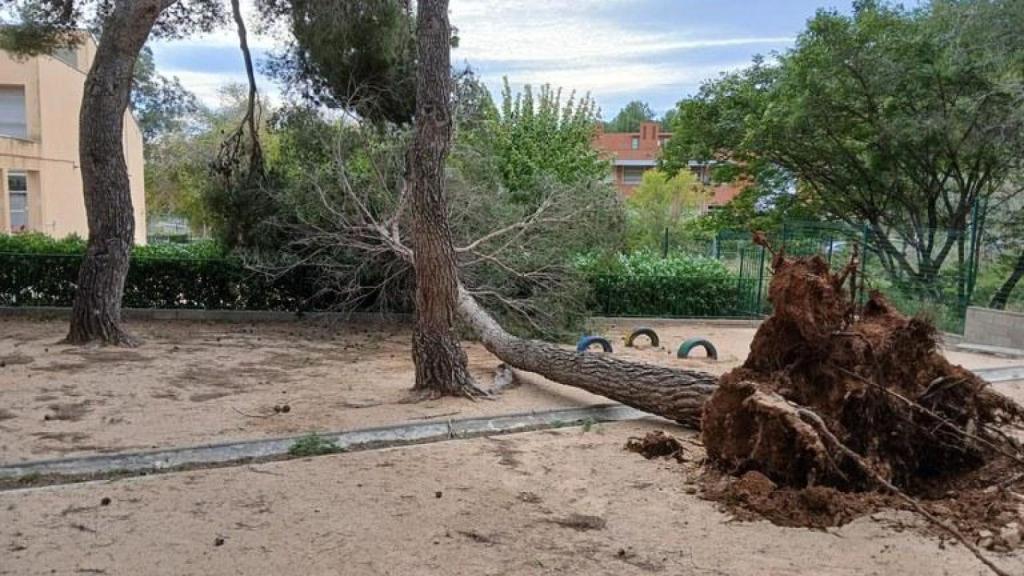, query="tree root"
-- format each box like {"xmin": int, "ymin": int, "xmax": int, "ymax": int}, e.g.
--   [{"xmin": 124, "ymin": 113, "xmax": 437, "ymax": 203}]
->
[
  {"xmin": 63, "ymin": 328, "xmax": 141, "ymax": 348},
  {"xmin": 798, "ymin": 407, "xmax": 1015, "ymax": 576}
]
